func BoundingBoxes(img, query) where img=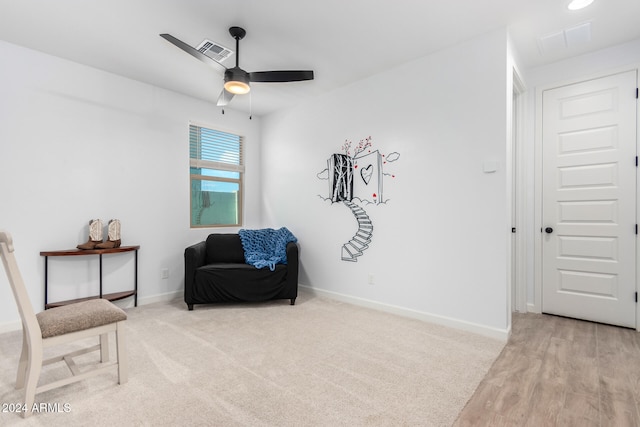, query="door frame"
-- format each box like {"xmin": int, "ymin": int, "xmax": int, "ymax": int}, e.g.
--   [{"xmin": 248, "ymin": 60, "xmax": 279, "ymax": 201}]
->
[
  {"xmin": 533, "ymin": 66, "xmax": 640, "ymax": 330},
  {"xmin": 512, "ymin": 70, "xmax": 527, "ymax": 314}
]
